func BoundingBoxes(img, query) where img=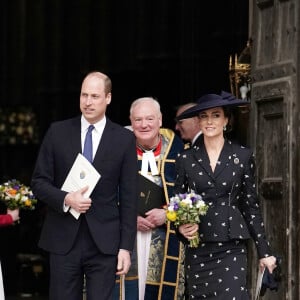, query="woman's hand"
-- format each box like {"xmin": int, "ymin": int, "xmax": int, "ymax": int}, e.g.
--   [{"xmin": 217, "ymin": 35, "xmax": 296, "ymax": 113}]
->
[
  {"xmin": 7, "ymin": 208, "xmax": 20, "ymax": 222},
  {"xmin": 259, "ymin": 255, "xmax": 277, "ymax": 273},
  {"xmin": 178, "ymin": 223, "xmax": 199, "ymax": 240}
]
